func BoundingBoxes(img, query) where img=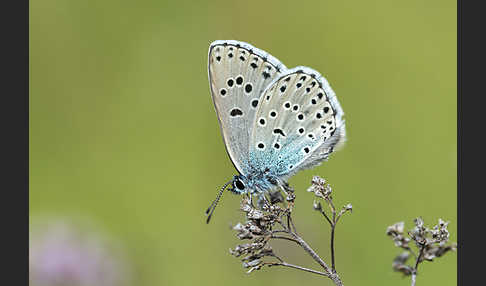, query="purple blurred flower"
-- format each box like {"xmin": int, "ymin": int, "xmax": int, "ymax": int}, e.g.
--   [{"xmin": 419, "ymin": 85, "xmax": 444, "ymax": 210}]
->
[{"xmin": 29, "ymin": 218, "xmax": 131, "ymax": 286}]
